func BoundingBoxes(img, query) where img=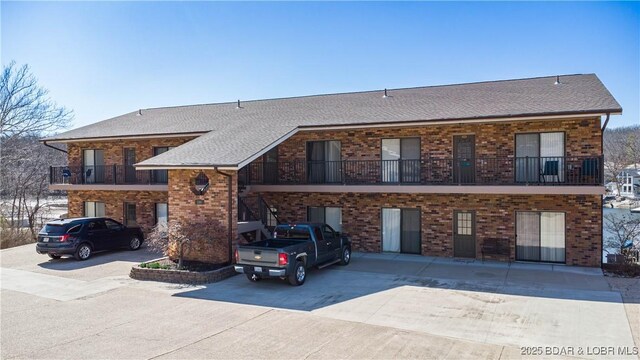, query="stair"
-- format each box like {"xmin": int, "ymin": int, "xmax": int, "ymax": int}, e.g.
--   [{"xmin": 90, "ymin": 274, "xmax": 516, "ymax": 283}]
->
[{"xmin": 238, "ymin": 194, "xmax": 279, "ymax": 241}]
